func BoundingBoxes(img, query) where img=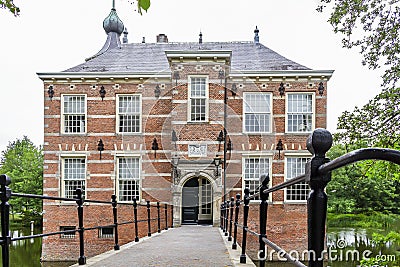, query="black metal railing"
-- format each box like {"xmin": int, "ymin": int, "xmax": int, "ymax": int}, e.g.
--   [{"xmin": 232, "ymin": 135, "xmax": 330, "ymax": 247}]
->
[
  {"xmin": 0, "ymin": 178, "xmax": 173, "ymax": 267},
  {"xmin": 220, "ymin": 128, "xmax": 400, "ymax": 267}
]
